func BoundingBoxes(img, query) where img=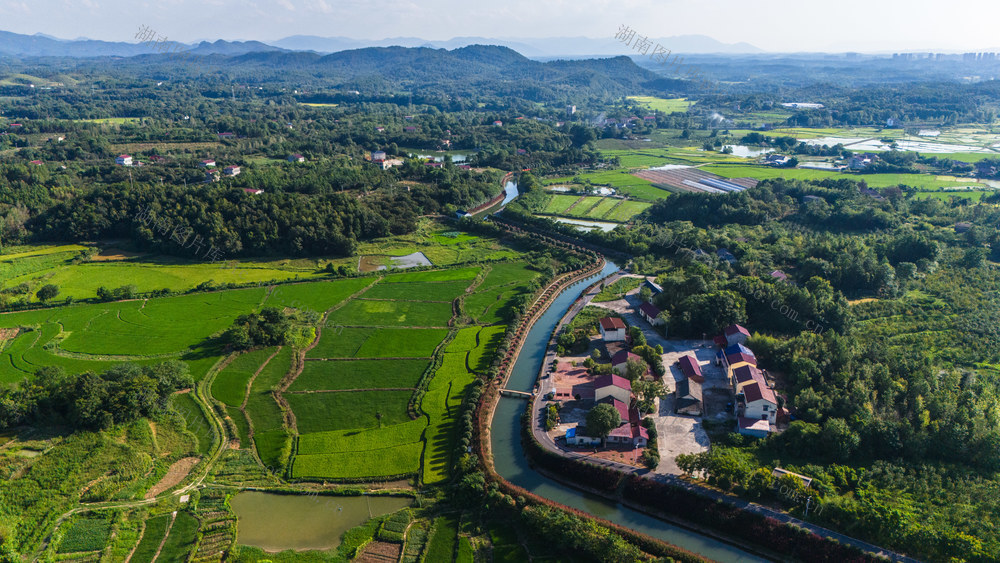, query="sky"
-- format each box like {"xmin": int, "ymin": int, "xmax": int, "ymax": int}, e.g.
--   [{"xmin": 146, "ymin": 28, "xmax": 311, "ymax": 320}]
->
[{"xmin": 1, "ymin": 0, "xmax": 1000, "ymax": 53}]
